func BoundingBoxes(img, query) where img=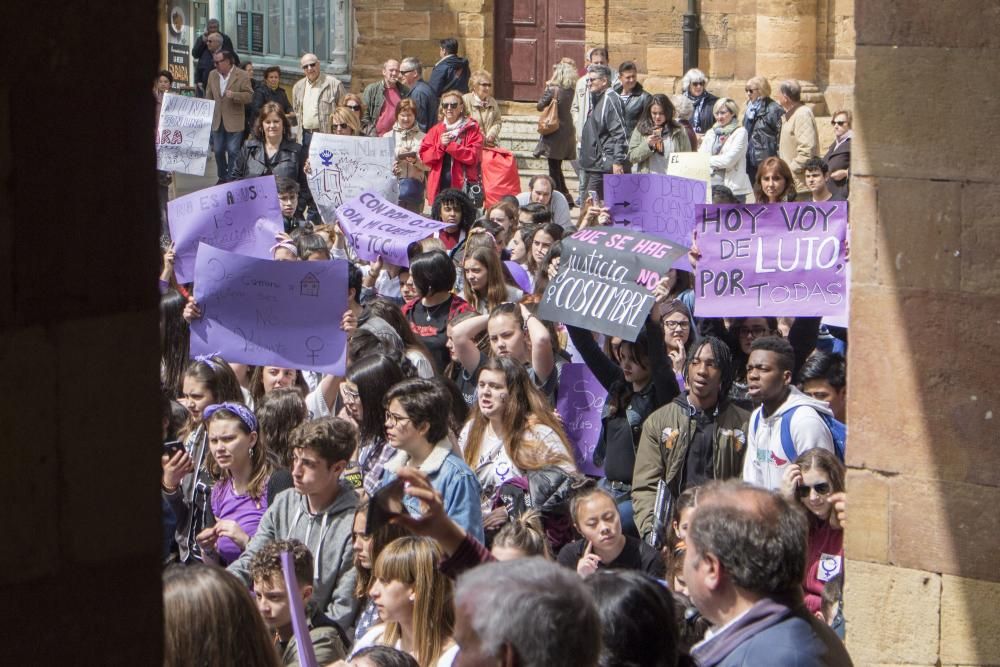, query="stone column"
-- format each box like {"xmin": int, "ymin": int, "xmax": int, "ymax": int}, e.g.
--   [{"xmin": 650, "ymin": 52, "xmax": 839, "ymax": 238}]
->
[
  {"xmin": 755, "ymin": 0, "xmax": 818, "ymax": 82},
  {"xmin": 330, "ymin": 0, "xmax": 350, "ymax": 75},
  {"xmin": 847, "ymin": 1, "xmax": 1000, "ymax": 665}
]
